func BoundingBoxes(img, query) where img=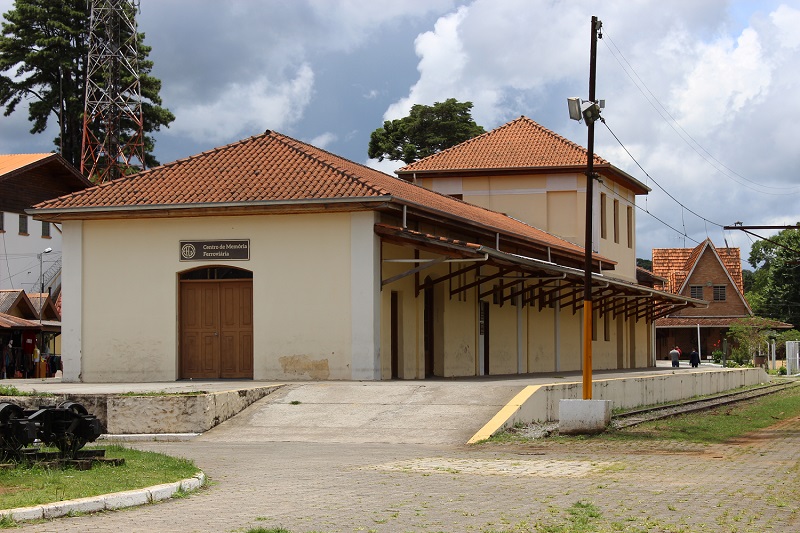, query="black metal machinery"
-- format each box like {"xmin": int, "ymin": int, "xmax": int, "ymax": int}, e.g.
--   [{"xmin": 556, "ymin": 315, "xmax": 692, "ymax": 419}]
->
[{"xmin": 0, "ymin": 401, "xmax": 102, "ymax": 458}]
